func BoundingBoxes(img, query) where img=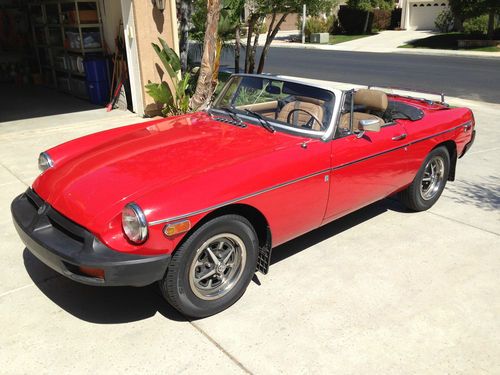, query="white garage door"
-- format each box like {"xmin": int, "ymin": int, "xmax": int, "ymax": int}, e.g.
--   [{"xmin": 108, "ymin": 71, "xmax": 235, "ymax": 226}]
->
[{"xmin": 409, "ymin": 2, "xmax": 447, "ymax": 30}]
